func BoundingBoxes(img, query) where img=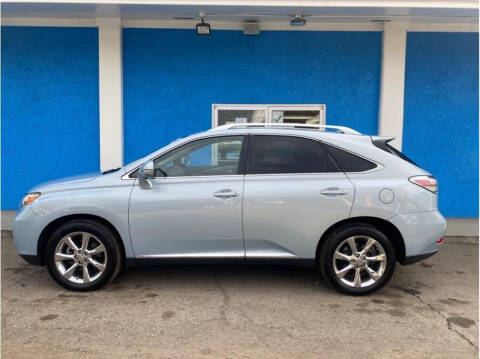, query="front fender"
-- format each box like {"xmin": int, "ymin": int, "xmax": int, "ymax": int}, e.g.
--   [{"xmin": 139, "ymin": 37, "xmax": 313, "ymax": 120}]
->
[{"xmin": 13, "ymin": 183, "xmax": 135, "ymax": 259}]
